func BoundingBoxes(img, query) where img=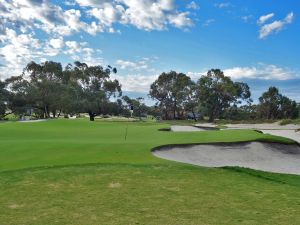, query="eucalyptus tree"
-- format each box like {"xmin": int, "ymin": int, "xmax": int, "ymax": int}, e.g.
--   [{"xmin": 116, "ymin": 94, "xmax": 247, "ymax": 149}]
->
[
  {"xmin": 71, "ymin": 61, "xmax": 121, "ymax": 121},
  {"xmin": 122, "ymin": 96, "xmax": 149, "ymax": 119},
  {"xmin": 149, "ymin": 71, "xmax": 193, "ymax": 119},
  {"xmin": 22, "ymin": 61, "xmax": 65, "ymax": 118},
  {"xmin": 0, "ymin": 81, "xmax": 9, "ymax": 119},
  {"xmin": 196, "ymin": 69, "xmax": 251, "ymax": 122},
  {"xmin": 5, "ymin": 75, "xmax": 33, "ymax": 117},
  {"xmin": 258, "ymin": 87, "xmax": 298, "ymax": 119}
]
